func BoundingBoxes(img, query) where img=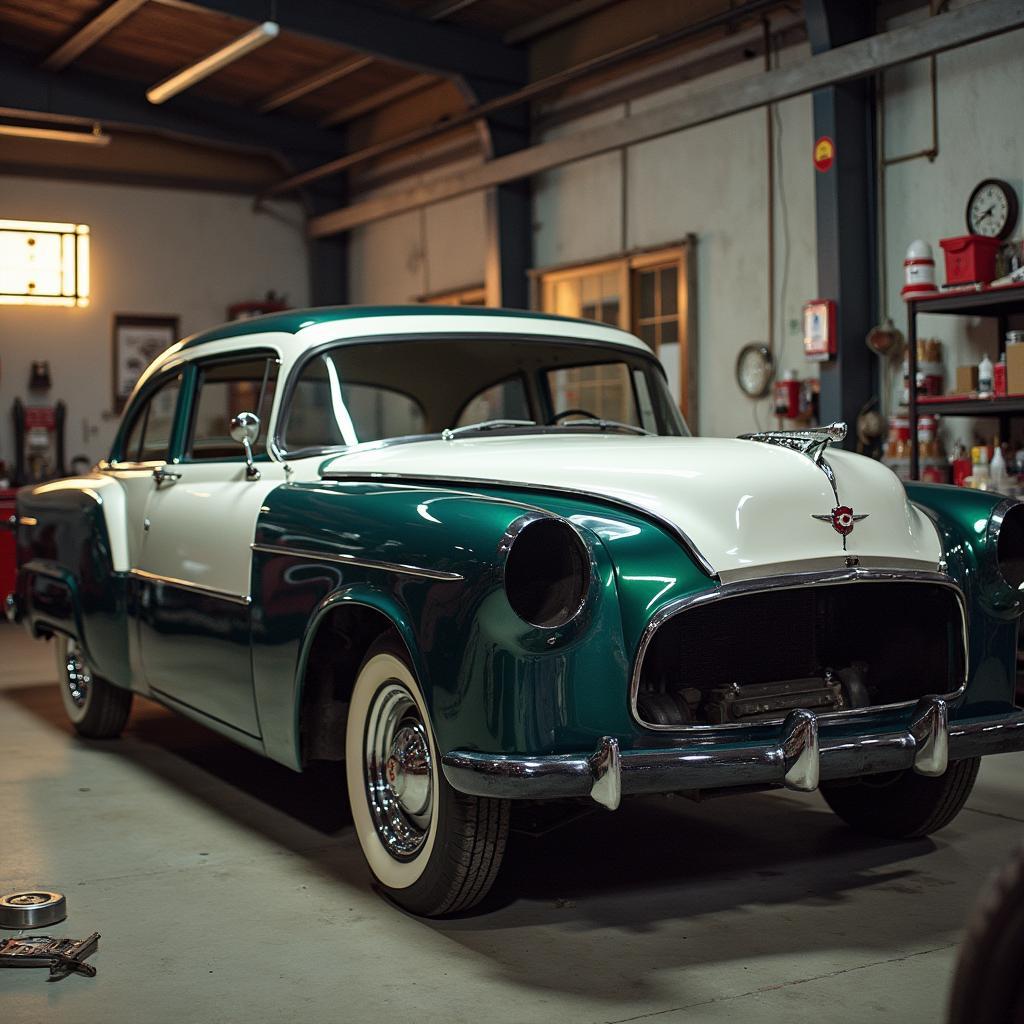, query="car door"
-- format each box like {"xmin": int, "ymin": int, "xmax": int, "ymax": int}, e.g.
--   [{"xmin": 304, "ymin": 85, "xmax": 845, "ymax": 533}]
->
[{"xmin": 135, "ymin": 352, "xmax": 284, "ymax": 737}]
